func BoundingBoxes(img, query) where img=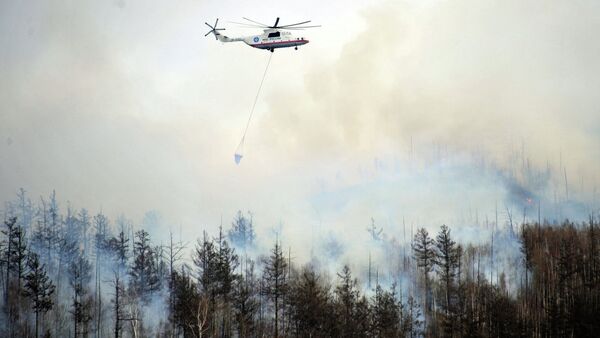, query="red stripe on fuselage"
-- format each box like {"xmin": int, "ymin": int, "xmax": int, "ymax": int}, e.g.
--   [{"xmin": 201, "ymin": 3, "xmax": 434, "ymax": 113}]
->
[{"xmin": 250, "ymin": 39, "xmax": 309, "ymax": 49}]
